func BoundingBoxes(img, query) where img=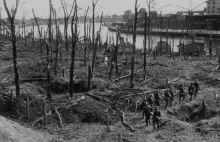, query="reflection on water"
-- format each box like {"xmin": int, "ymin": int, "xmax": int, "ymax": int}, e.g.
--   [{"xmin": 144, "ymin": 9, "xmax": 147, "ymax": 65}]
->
[{"xmin": 24, "ymin": 23, "xmax": 220, "ymax": 53}]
